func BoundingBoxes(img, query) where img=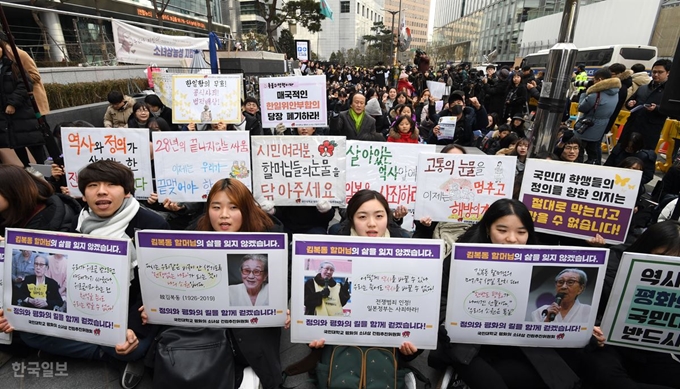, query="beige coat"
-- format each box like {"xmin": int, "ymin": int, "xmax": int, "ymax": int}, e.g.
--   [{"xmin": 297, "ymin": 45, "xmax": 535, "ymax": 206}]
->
[
  {"xmin": 18, "ymin": 48, "xmax": 50, "ymax": 115},
  {"xmin": 103, "ymin": 95, "xmax": 135, "ymax": 128}
]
